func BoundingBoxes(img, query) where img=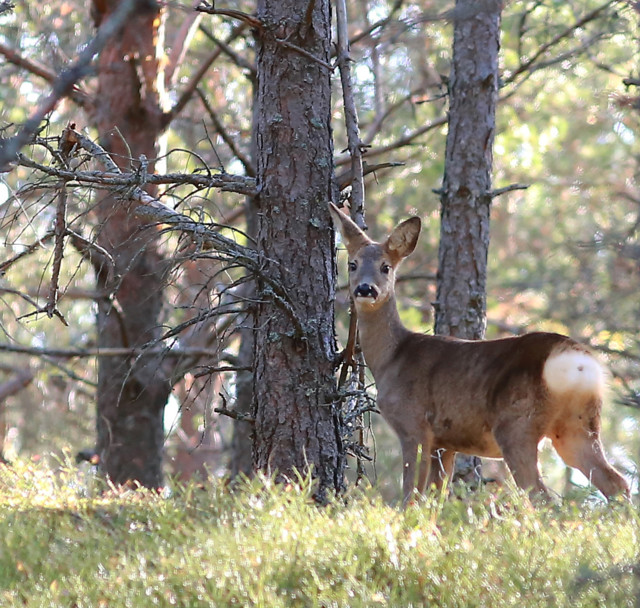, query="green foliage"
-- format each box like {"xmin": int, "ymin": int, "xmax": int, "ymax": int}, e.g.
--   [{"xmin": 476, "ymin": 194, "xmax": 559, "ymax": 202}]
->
[{"xmin": 1, "ymin": 461, "xmax": 639, "ymax": 607}]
